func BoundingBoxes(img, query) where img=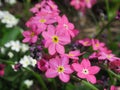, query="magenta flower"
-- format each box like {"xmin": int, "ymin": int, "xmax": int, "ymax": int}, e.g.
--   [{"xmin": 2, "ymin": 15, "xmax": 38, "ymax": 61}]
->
[
  {"xmin": 98, "ymin": 52, "xmax": 119, "ymax": 61},
  {"xmin": 84, "ymin": 0, "xmax": 96, "ymax": 8},
  {"xmin": 79, "ymin": 38, "xmax": 91, "ymax": 46},
  {"xmin": 42, "ymin": 25, "xmax": 70, "ymax": 55},
  {"xmin": 0, "ymin": 64, "xmax": 5, "ymax": 76},
  {"xmin": 92, "ymin": 39, "xmax": 105, "ymax": 51},
  {"xmin": 22, "ymin": 25, "xmax": 41, "ymax": 43},
  {"xmin": 57, "ymin": 15, "xmax": 75, "ymax": 38},
  {"xmin": 30, "ymin": 1, "xmax": 46, "ymax": 13},
  {"xmin": 70, "ymin": 0, "xmax": 81, "ymax": 10},
  {"xmin": 63, "ymin": 50, "xmax": 81, "ymax": 60},
  {"xmin": 45, "ymin": 56, "xmax": 73, "ymax": 82},
  {"xmin": 72, "ymin": 58, "xmax": 100, "ymax": 84},
  {"xmin": 110, "ymin": 85, "xmax": 117, "ymax": 90},
  {"xmin": 37, "ymin": 59, "xmax": 49, "ymax": 72}
]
